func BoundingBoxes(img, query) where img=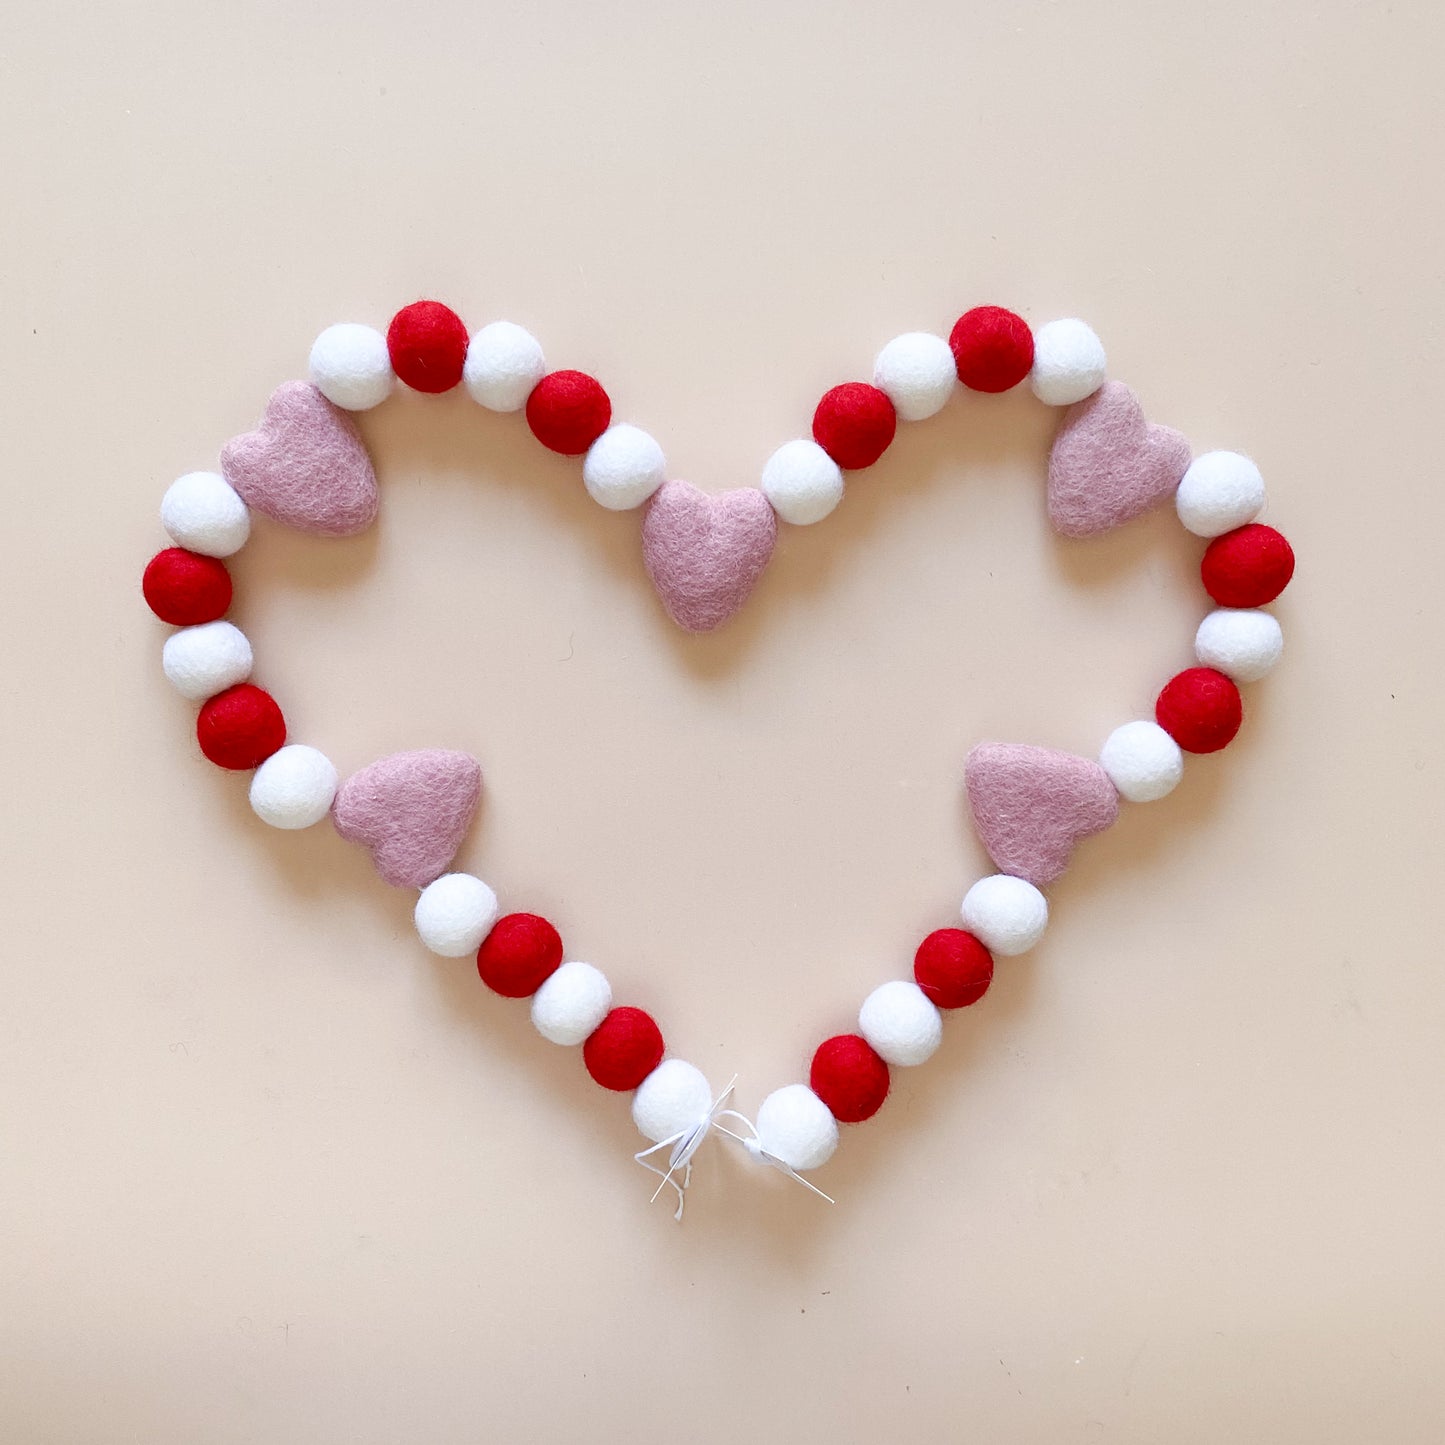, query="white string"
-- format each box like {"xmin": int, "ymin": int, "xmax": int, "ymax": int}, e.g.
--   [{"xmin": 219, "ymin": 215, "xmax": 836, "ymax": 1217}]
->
[
  {"xmin": 713, "ymin": 1112, "xmax": 836, "ymax": 1205},
  {"xmin": 632, "ymin": 1077, "xmax": 837, "ymax": 1217},
  {"xmin": 632, "ymin": 1075, "xmax": 740, "ymax": 1222}
]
